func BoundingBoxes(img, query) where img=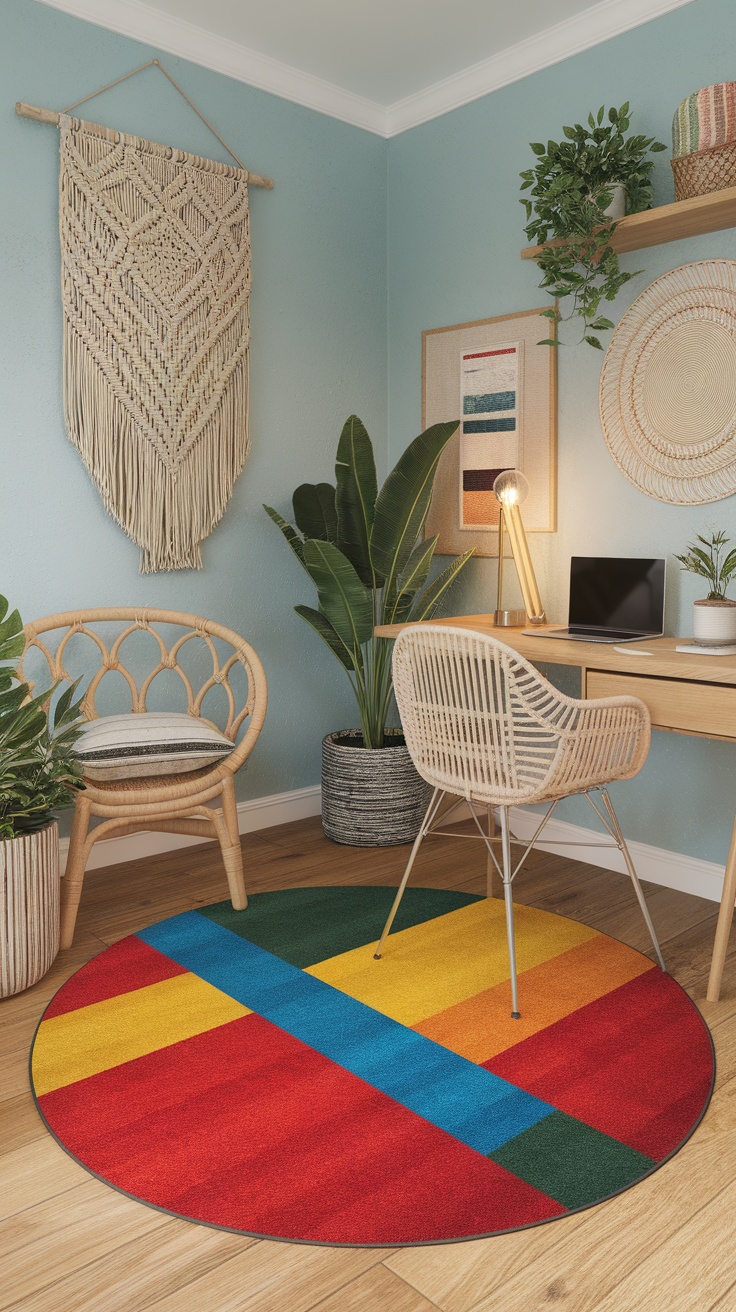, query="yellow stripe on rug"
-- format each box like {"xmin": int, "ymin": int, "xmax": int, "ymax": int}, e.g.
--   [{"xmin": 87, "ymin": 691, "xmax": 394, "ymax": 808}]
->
[
  {"xmin": 33, "ymin": 973, "xmax": 250, "ymax": 1096},
  {"xmin": 307, "ymin": 898, "xmax": 597, "ymax": 1027},
  {"xmin": 414, "ymin": 932, "xmax": 655, "ymax": 1062}
]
